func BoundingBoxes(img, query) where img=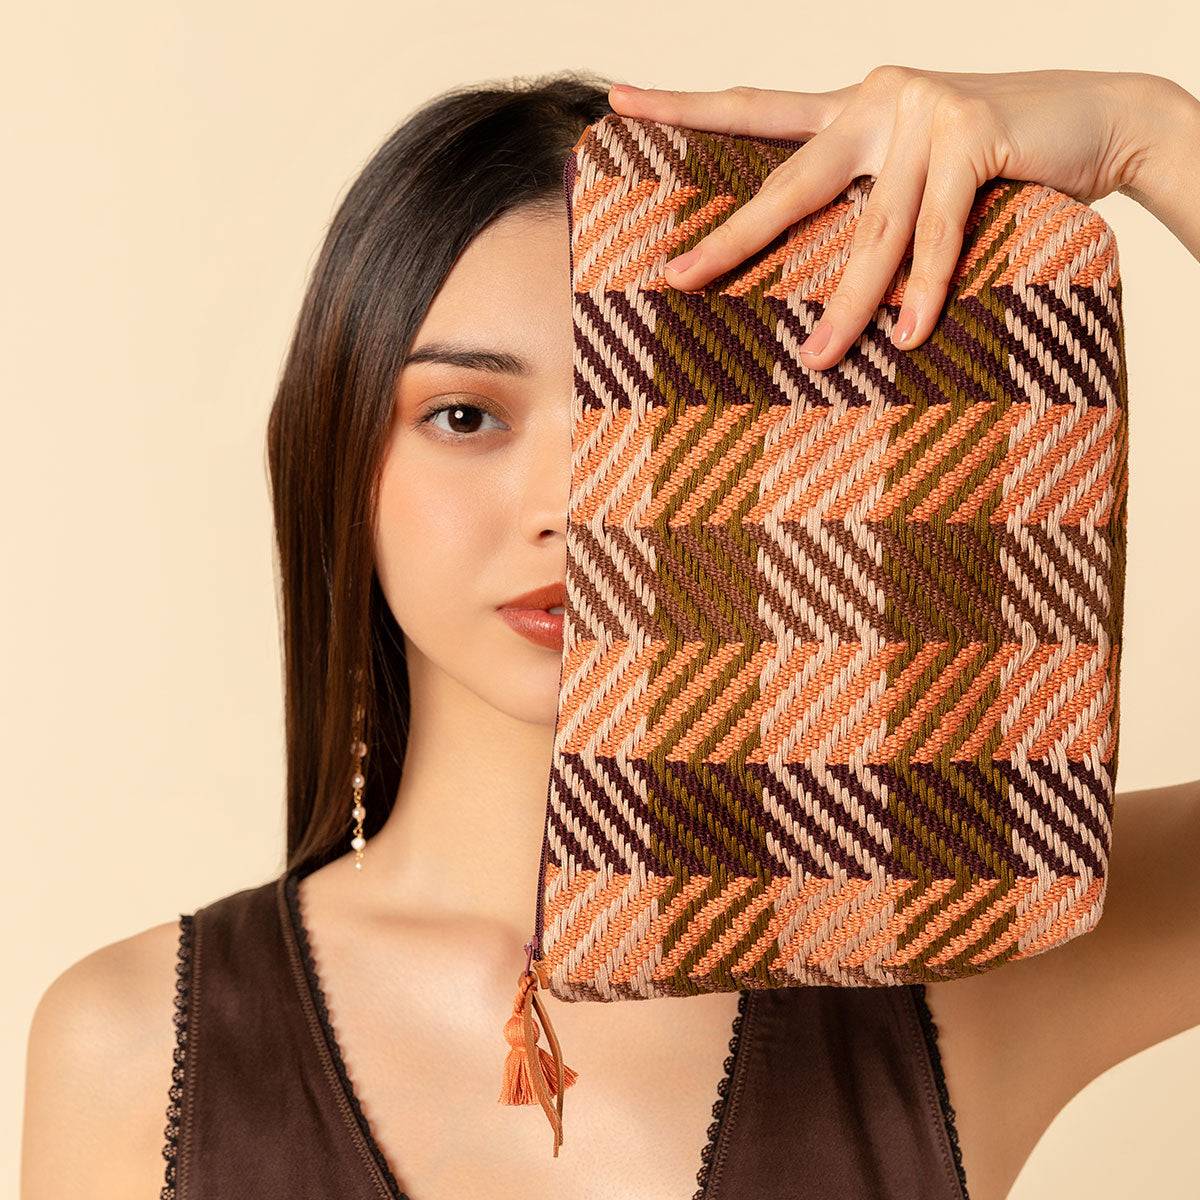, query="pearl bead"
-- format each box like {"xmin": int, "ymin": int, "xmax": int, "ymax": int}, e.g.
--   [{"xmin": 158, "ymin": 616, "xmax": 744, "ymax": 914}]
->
[
  {"xmin": 352, "ymin": 804, "xmax": 365, "ymax": 822},
  {"xmin": 352, "ymin": 740, "xmax": 367, "ymax": 758},
  {"xmin": 351, "ymin": 835, "xmax": 366, "ymax": 852},
  {"xmin": 352, "ymin": 772, "xmax": 365, "ymax": 790}
]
